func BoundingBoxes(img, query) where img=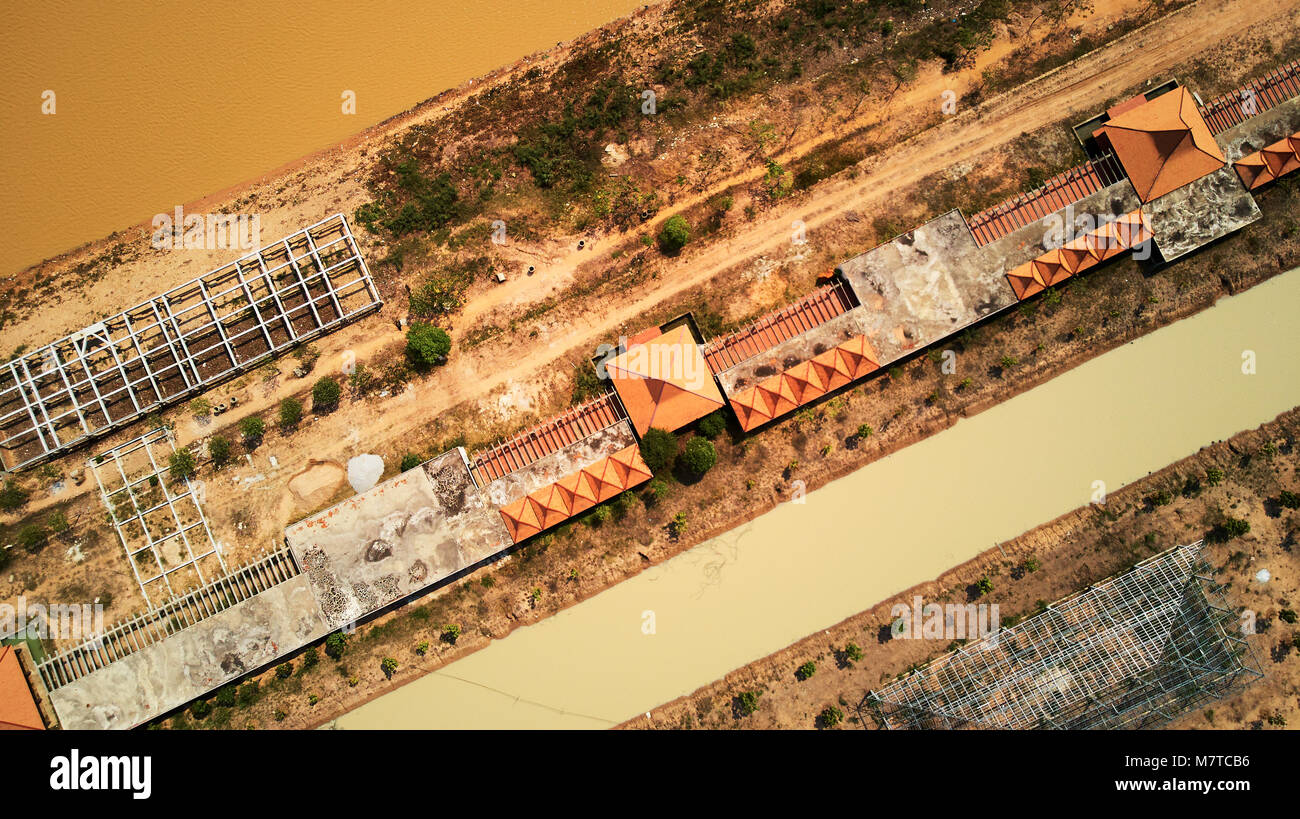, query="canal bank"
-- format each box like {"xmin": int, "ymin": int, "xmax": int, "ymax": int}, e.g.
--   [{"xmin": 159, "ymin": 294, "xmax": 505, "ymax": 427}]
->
[{"xmin": 333, "ymin": 266, "xmax": 1300, "ymax": 729}]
